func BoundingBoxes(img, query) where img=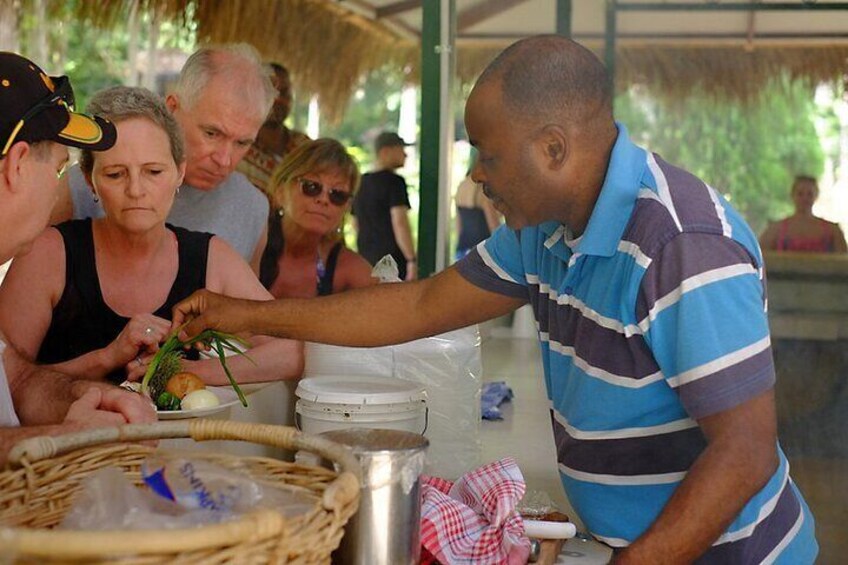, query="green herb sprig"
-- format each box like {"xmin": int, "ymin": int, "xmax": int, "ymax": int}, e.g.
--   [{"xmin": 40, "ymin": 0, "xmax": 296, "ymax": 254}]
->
[{"xmin": 140, "ymin": 329, "xmax": 254, "ymax": 407}]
